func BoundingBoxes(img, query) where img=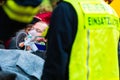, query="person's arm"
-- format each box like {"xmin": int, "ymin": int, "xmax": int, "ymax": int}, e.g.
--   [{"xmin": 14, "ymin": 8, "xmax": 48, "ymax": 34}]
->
[
  {"xmin": 16, "ymin": 31, "xmax": 27, "ymax": 49},
  {"xmin": 42, "ymin": 2, "xmax": 77, "ymax": 80}
]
